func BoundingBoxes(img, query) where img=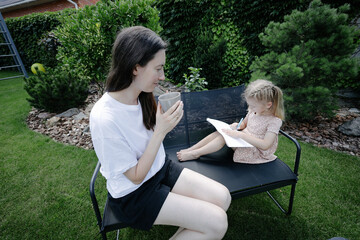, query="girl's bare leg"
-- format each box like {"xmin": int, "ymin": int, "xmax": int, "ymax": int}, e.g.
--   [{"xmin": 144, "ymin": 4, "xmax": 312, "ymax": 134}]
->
[
  {"xmin": 154, "ymin": 168, "xmax": 231, "ymax": 240},
  {"xmin": 179, "ymin": 131, "xmax": 221, "ymax": 152},
  {"xmin": 177, "ymin": 133, "xmax": 226, "ymax": 161}
]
